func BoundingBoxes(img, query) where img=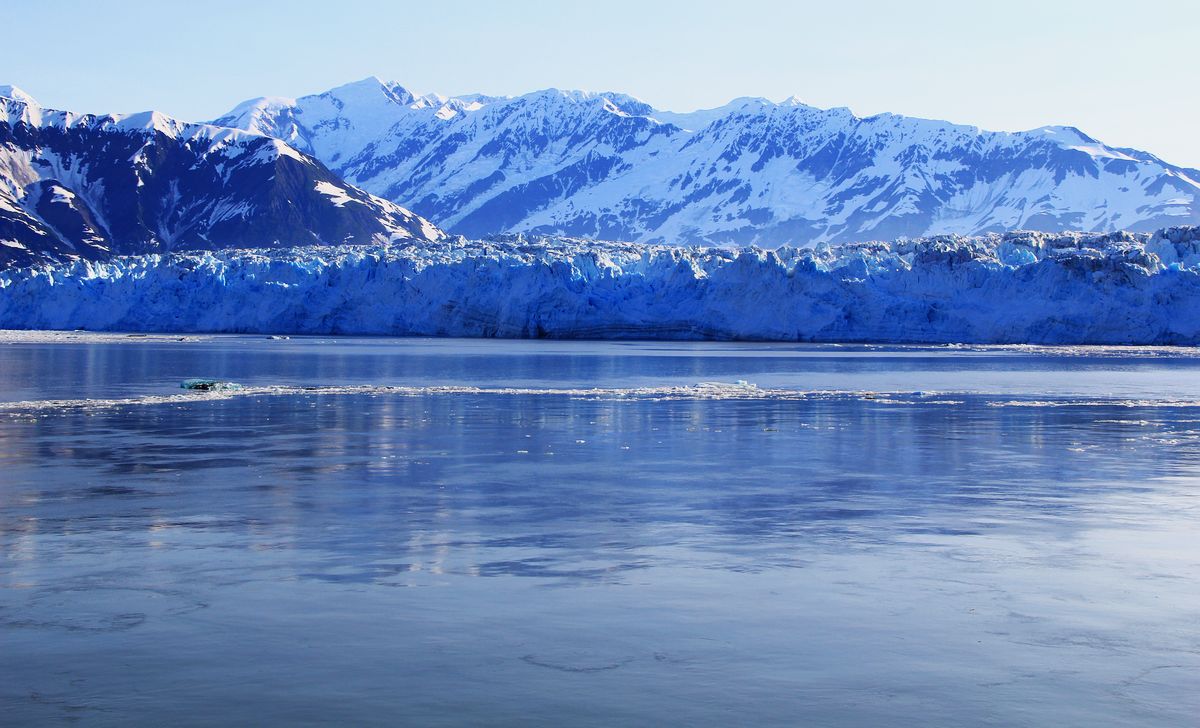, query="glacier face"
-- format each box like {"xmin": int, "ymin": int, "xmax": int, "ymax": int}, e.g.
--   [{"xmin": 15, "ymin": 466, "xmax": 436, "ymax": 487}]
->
[
  {"xmin": 3, "ymin": 226, "xmax": 1200, "ymax": 345},
  {"xmin": 0, "ymin": 88, "xmax": 444, "ymax": 268},
  {"xmin": 215, "ymin": 78, "xmax": 1200, "ymax": 246}
]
